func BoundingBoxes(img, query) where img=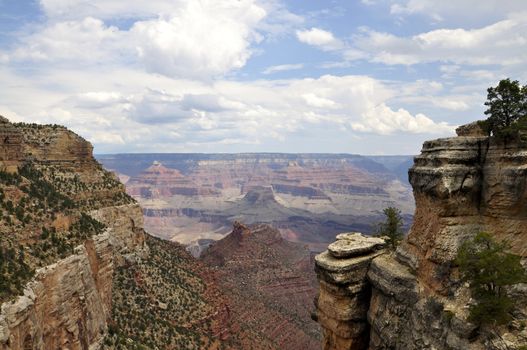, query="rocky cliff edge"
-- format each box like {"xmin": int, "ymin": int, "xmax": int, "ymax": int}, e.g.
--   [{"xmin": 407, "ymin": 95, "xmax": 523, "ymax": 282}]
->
[
  {"xmin": 0, "ymin": 117, "xmax": 147, "ymax": 349},
  {"xmin": 315, "ymin": 122, "xmax": 527, "ymax": 350}
]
